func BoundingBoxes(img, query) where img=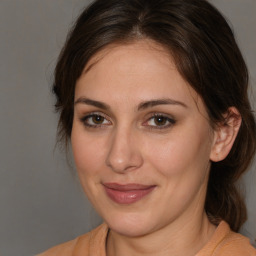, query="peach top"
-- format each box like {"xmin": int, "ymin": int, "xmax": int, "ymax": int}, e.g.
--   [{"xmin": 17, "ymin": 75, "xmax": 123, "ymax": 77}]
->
[{"xmin": 38, "ymin": 221, "xmax": 256, "ymax": 256}]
